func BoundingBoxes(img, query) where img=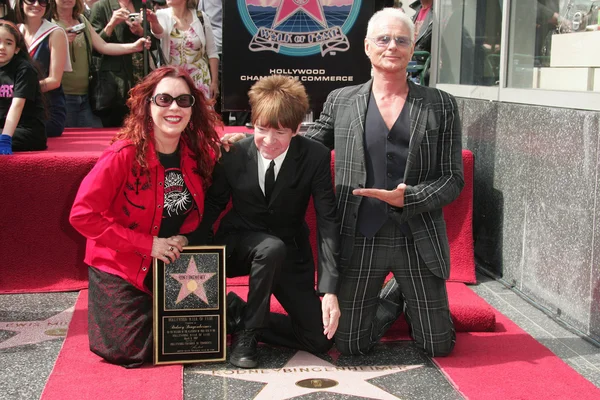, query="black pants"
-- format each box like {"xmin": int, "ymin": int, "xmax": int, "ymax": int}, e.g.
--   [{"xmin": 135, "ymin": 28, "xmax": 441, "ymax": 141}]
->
[
  {"xmin": 7, "ymin": 125, "xmax": 47, "ymax": 152},
  {"xmin": 222, "ymin": 231, "xmax": 332, "ymax": 354}
]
